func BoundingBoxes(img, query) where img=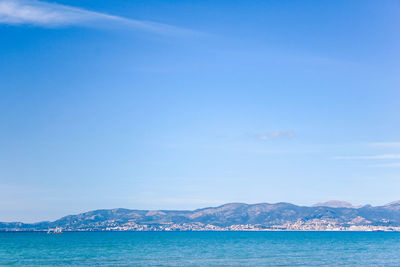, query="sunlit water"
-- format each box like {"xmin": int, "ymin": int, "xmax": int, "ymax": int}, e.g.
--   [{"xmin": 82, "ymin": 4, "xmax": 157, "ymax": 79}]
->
[{"xmin": 1, "ymin": 231, "xmax": 400, "ymax": 266}]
